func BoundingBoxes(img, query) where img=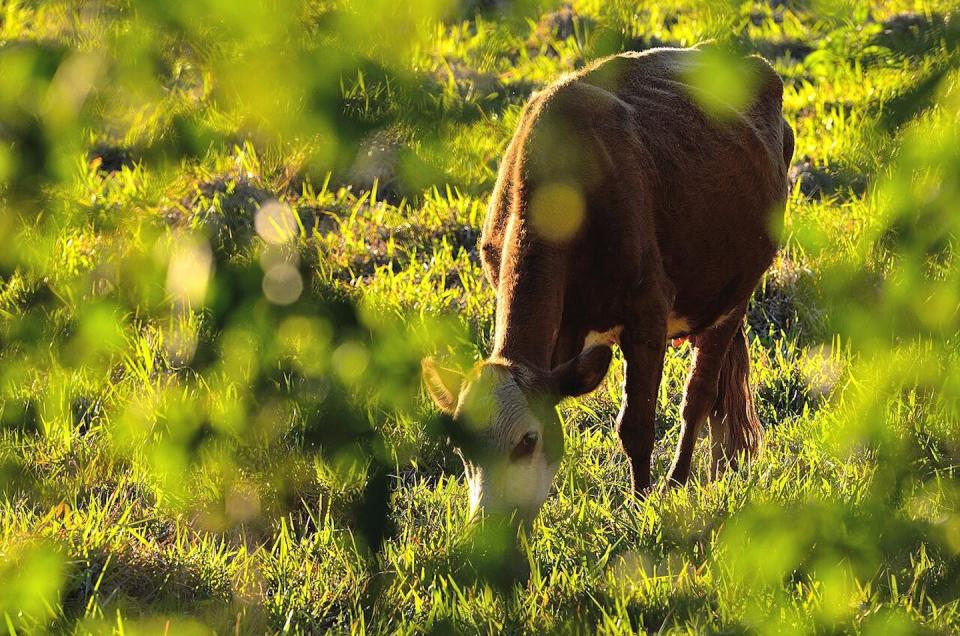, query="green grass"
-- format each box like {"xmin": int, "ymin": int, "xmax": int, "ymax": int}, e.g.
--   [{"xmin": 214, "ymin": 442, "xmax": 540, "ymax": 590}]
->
[{"xmin": 1, "ymin": 0, "xmax": 959, "ymax": 633}]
